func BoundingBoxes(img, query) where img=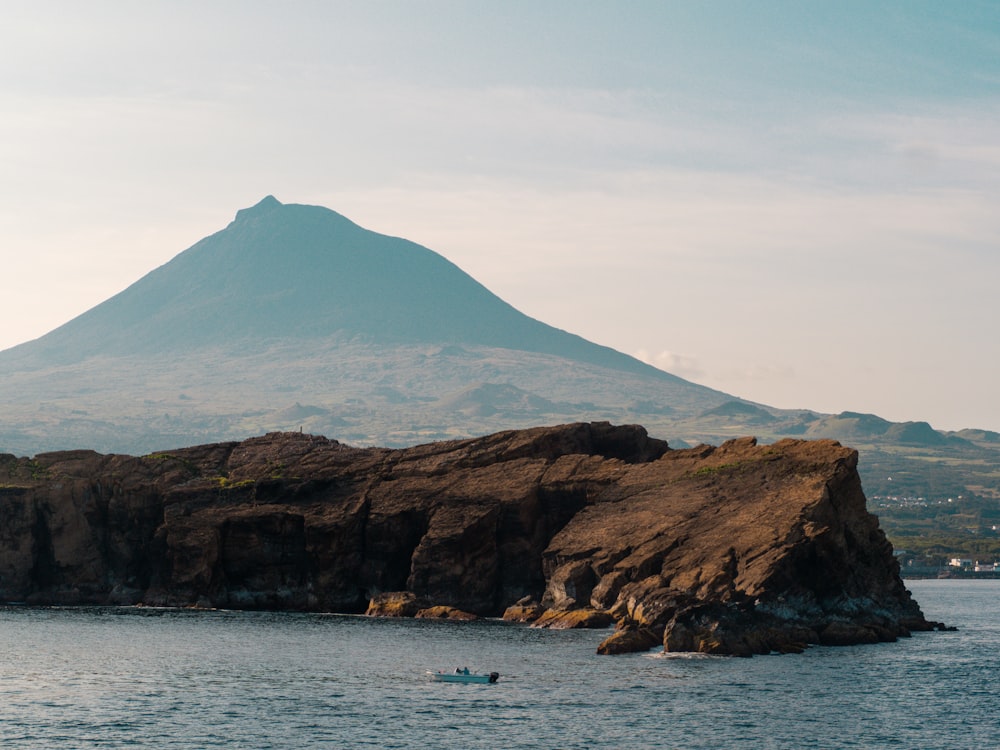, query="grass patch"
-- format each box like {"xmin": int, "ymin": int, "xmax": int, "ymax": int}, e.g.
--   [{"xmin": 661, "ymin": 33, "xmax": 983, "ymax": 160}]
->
[
  {"xmin": 25, "ymin": 460, "xmax": 49, "ymax": 480},
  {"xmin": 212, "ymin": 476, "xmax": 255, "ymax": 490}
]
